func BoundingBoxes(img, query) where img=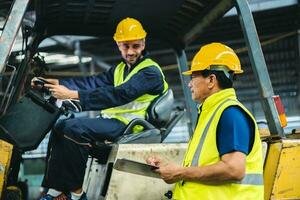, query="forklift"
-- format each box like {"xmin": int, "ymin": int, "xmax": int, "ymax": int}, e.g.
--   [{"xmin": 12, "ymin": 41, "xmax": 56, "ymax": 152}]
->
[{"xmin": 0, "ymin": 0, "xmax": 299, "ymax": 199}]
